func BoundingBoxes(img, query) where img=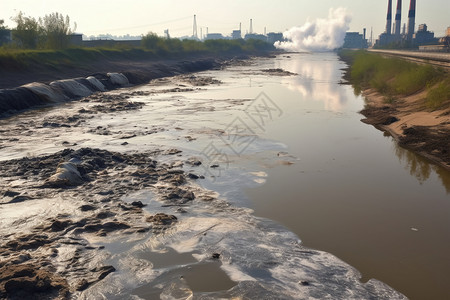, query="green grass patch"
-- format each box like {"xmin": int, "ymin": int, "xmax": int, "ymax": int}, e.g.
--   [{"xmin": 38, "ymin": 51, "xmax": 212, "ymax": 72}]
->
[
  {"xmin": 0, "ymin": 38, "xmax": 275, "ymax": 73},
  {"xmin": 338, "ymin": 50, "xmax": 449, "ymax": 109},
  {"xmin": 426, "ymin": 78, "xmax": 450, "ymax": 109}
]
